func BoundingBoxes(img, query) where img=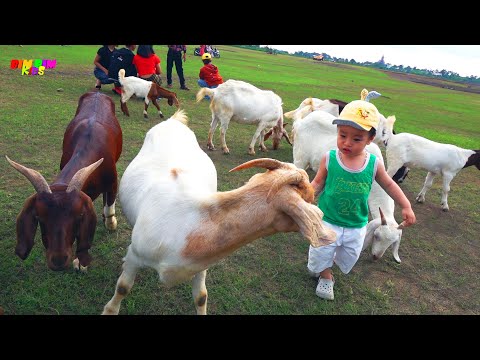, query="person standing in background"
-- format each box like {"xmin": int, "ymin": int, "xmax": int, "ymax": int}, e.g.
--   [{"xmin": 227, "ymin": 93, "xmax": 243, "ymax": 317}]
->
[{"xmin": 166, "ymin": 45, "xmax": 189, "ymax": 90}]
